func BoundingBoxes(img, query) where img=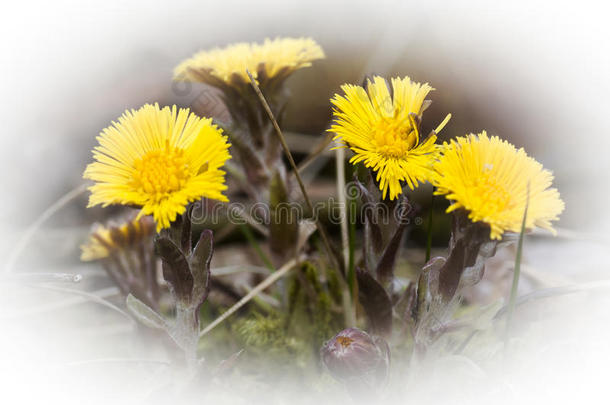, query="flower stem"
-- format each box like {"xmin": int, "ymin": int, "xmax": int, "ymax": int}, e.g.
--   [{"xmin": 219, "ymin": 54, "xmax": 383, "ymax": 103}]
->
[
  {"xmin": 425, "ymin": 191, "xmax": 435, "ymax": 263},
  {"xmin": 175, "ymin": 304, "xmax": 198, "ymax": 369}
]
